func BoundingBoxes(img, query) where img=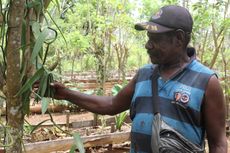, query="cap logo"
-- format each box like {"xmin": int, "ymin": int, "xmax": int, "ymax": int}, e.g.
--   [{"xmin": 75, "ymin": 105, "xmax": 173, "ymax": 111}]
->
[
  {"xmin": 151, "ymin": 9, "xmax": 162, "ymax": 20},
  {"xmin": 141, "ymin": 23, "xmax": 158, "ymax": 31},
  {"xmin": 146, "ymin": 25, "xmax": 158, "ymax": 31}
]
